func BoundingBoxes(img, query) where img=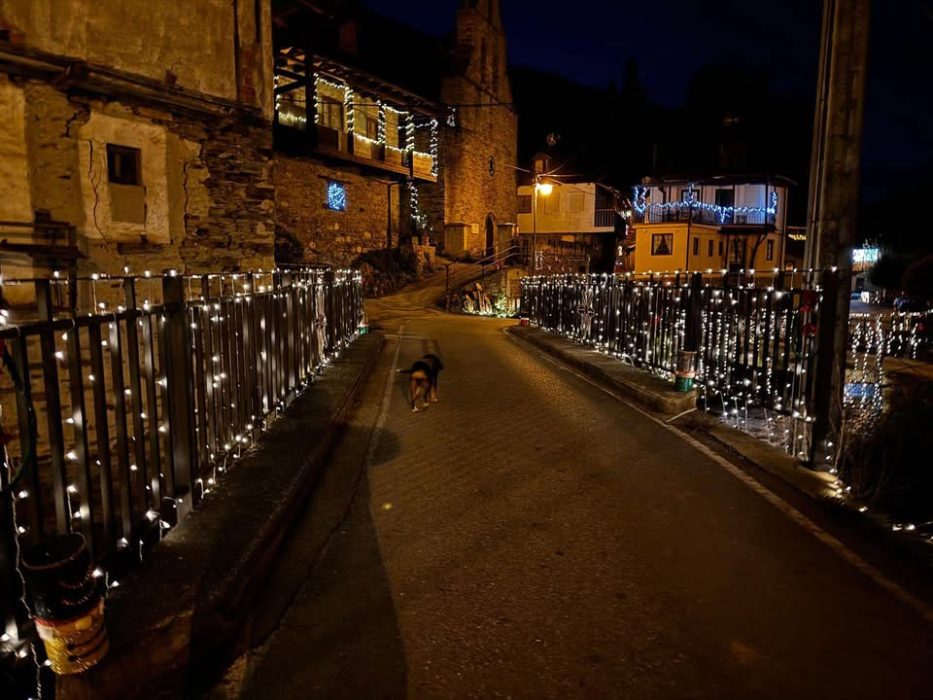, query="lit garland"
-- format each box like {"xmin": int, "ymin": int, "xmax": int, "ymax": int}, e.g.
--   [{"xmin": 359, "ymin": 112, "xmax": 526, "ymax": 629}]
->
[
  {"xmin": 0, "ymin": 267, "xmax": 365, "ymax": 686},
  {"xmin": 408, "ymin": 179, "xmax": 428, "ymax": 230},
  {"xmin": 313, "ymin": 74, "xmax": 349, "ymax": 125},
  {"xmin": 633, "ymin": 185, "xmax": 778, "ymax": 223},
  {"xmin": 521, "ymin": 272, "xmax": 824, "ymax": 460}
]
